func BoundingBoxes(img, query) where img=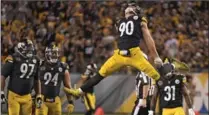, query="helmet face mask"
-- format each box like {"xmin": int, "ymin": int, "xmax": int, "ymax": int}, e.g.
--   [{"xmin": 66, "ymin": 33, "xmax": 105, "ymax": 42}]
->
[{"xmin": 45, "ymin": 45, "xmax": 59, "ymax": 64}]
